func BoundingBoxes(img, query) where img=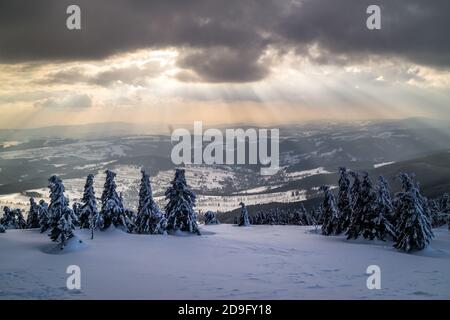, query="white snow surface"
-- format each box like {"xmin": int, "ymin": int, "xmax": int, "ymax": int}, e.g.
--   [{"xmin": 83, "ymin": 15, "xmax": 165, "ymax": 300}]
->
[{"xmin": 1, "ymin": 225, "xmax": 449, "ymax": 299}]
